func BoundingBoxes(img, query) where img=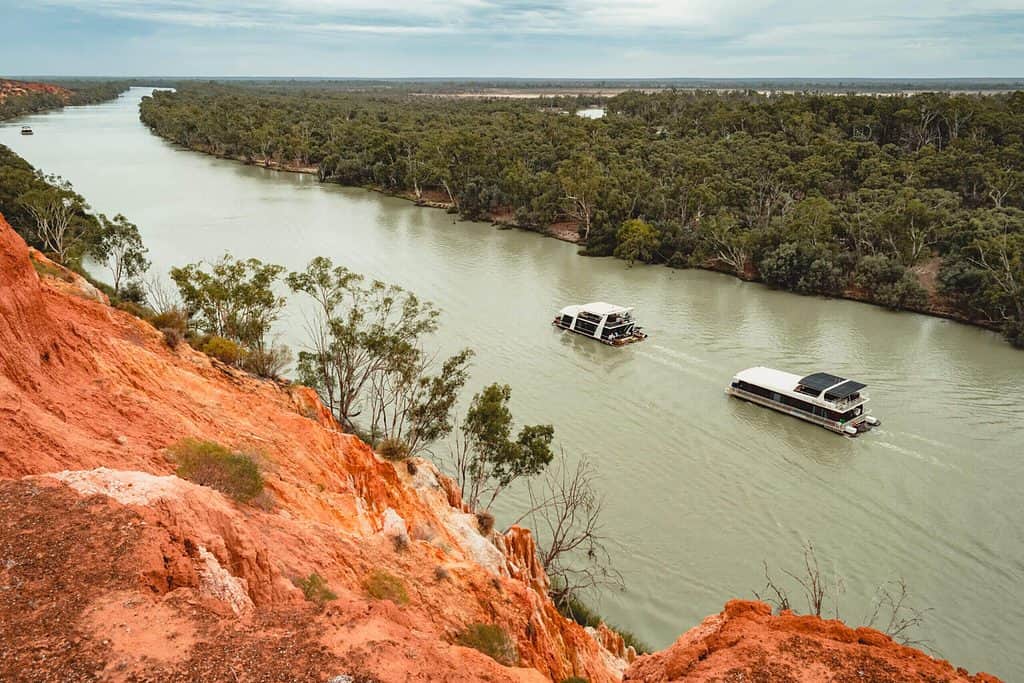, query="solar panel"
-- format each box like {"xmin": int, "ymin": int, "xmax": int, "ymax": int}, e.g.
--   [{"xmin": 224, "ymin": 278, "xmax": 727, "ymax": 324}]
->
[
  {"xmin": 798, "ymin": 372, "xmax": 846, "ymax": 394},
  {"xmin": 824, "ymin": 381, "xmax": 866, "ymax": 400}
]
